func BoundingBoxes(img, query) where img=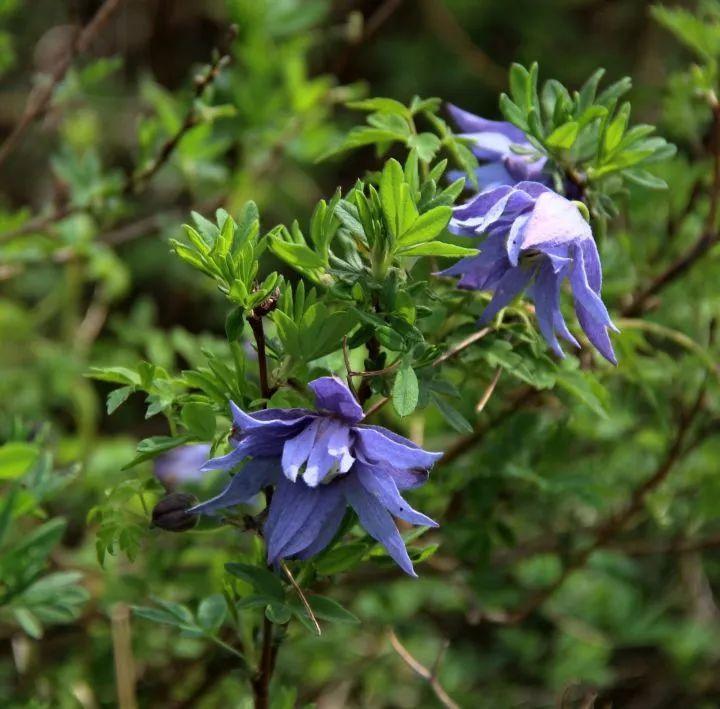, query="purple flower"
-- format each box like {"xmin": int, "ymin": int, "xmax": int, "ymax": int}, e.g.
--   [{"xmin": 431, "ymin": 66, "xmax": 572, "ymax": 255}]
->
[
  {"xmin": 154, "ymin": 444, "xmax": 211, "ymax": 489},
  {"xmin": 190, "ymin": 377, "xmax": 441, "ymax": 576},
  {"xmin": 445, "ymin": 181, "xmax": 618, "ymax": 364},
  {"xmin": 448, "ymin": 104, "xmax": 548, "ymax": 189}
]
